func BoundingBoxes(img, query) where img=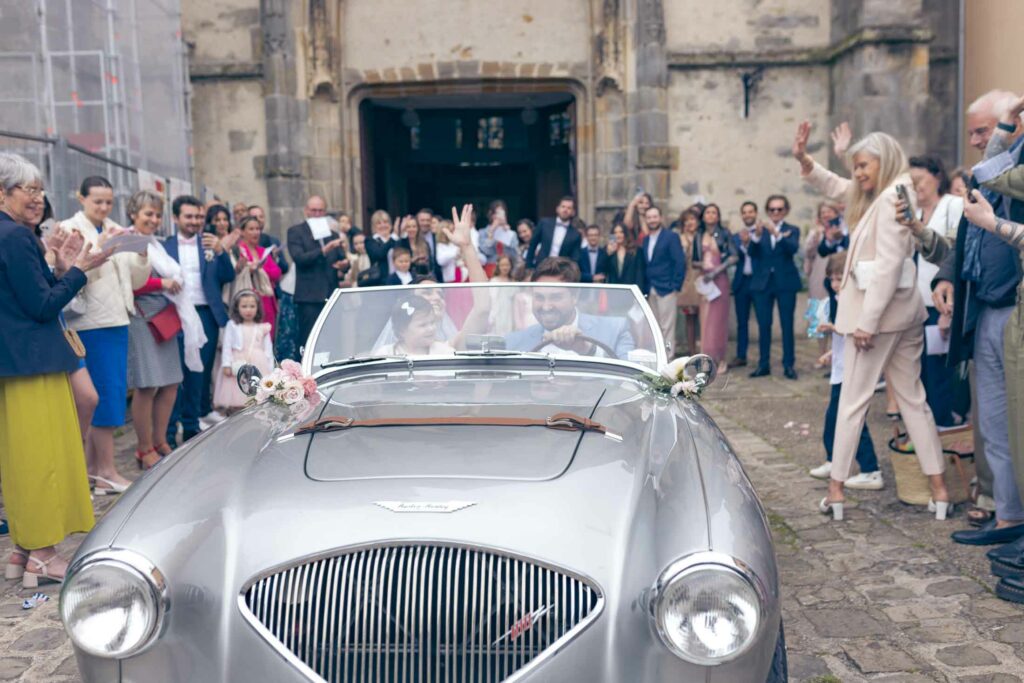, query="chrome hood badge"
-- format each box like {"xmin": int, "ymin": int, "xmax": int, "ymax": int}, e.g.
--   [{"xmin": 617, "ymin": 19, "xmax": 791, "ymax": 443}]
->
[{"xmin": 374, "ymin": 500, "xmax": 477, "ymax": 513}]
